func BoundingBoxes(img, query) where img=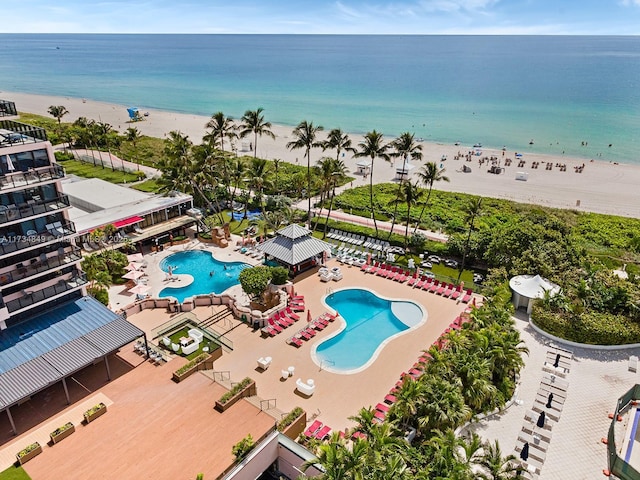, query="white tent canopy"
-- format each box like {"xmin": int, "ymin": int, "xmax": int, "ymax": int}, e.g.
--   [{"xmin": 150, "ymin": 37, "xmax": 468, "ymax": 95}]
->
[{"xmin": 509, "ymin": 274, "xmax": 561, "ymax": 314}]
